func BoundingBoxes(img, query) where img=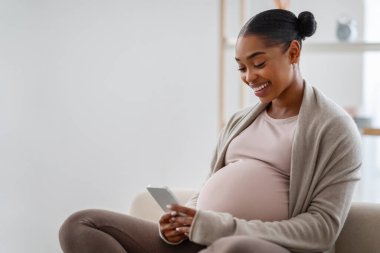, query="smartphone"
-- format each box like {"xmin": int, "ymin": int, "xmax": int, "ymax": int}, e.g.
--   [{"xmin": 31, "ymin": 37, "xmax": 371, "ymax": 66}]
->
[{"xmin": 146, "ymin": 185, "xmax": 179, "ymax": 212}]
